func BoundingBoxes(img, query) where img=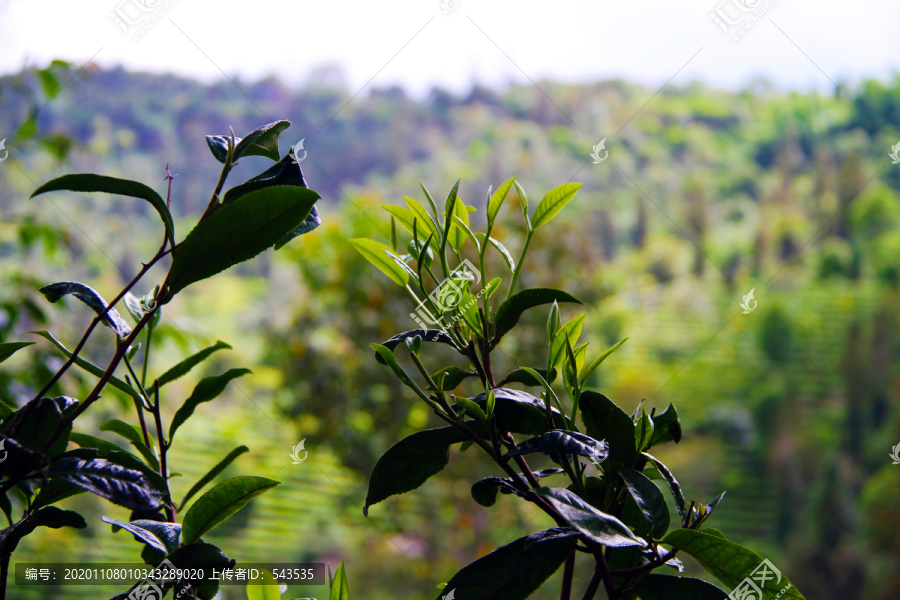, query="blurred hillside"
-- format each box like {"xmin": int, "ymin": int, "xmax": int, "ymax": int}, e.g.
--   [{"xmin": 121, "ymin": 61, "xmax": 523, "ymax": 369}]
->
[{"xmin": 1, "ymin": 64, "xmax": 900, "ymax": 599}]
